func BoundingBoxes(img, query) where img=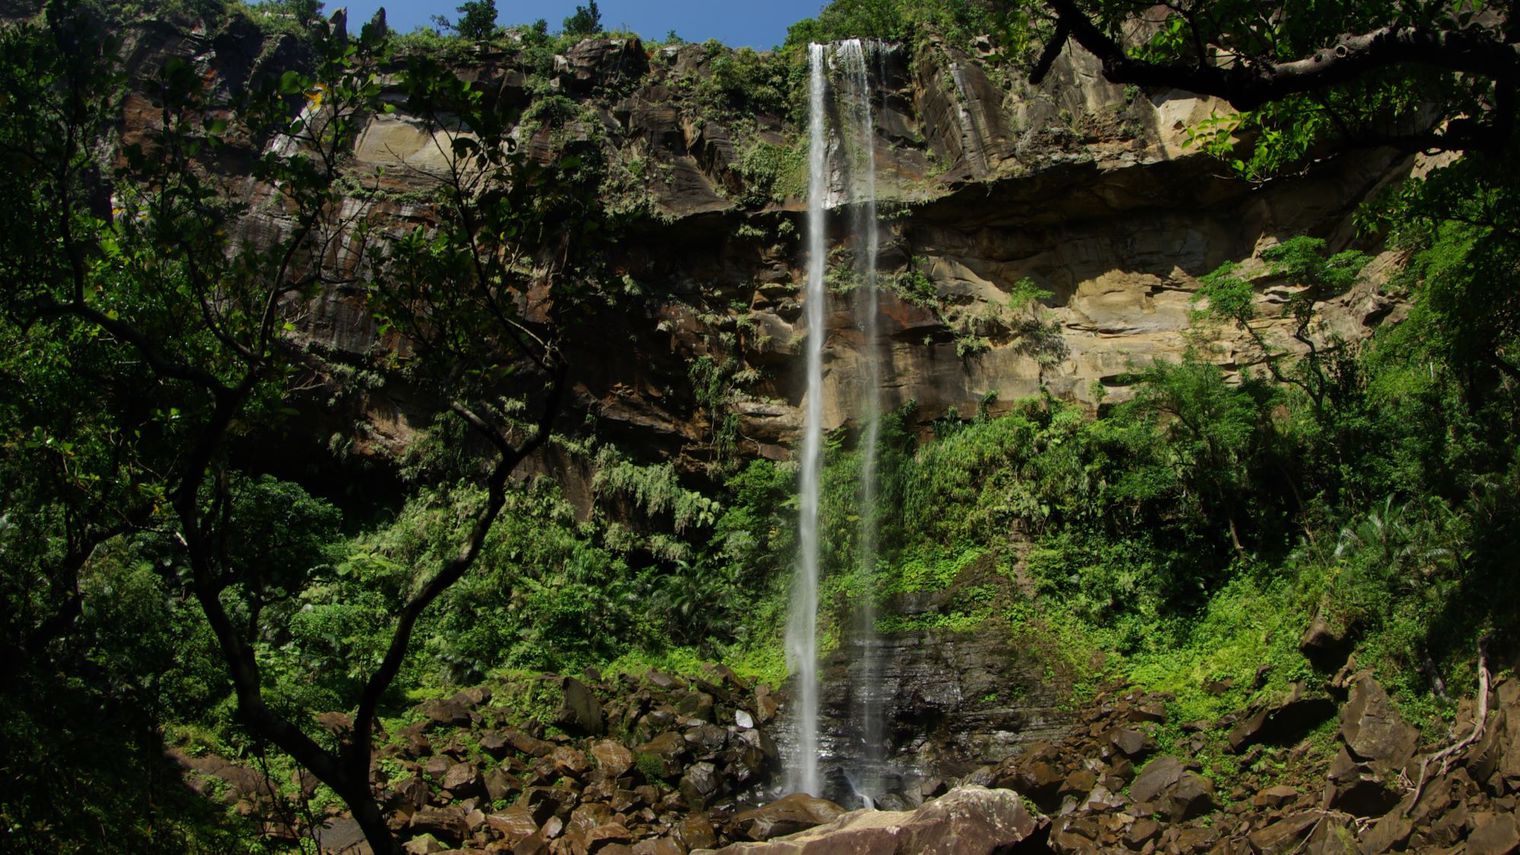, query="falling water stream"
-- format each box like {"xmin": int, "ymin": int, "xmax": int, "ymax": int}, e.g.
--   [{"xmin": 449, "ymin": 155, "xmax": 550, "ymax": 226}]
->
[
  {"xmin": 785, "ymin": 39, "xmax": 886, "ymax": 804},
  {"xmin": 839, "ymin": 38, "xmax": 885, "ymax": 809},
  {"xmin": 783, "ymin": 41, "xmax": 829, "ymax": 799}
]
